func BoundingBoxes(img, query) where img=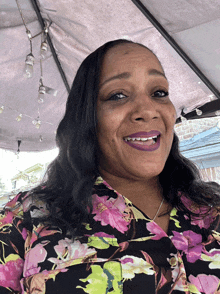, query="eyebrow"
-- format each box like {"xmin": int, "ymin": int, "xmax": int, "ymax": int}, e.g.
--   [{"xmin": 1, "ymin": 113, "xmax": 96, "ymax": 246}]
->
[
  {"xmin": 99, "ymin": 72, "xmax": 131, "ymax": 88},
  {"xmin": 148, "ymin": 69, "xmax": 167, "ymax": 79},
  {"xmin": 99, "ymin": 69, "xmax": 167, "ymax": 88}
]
